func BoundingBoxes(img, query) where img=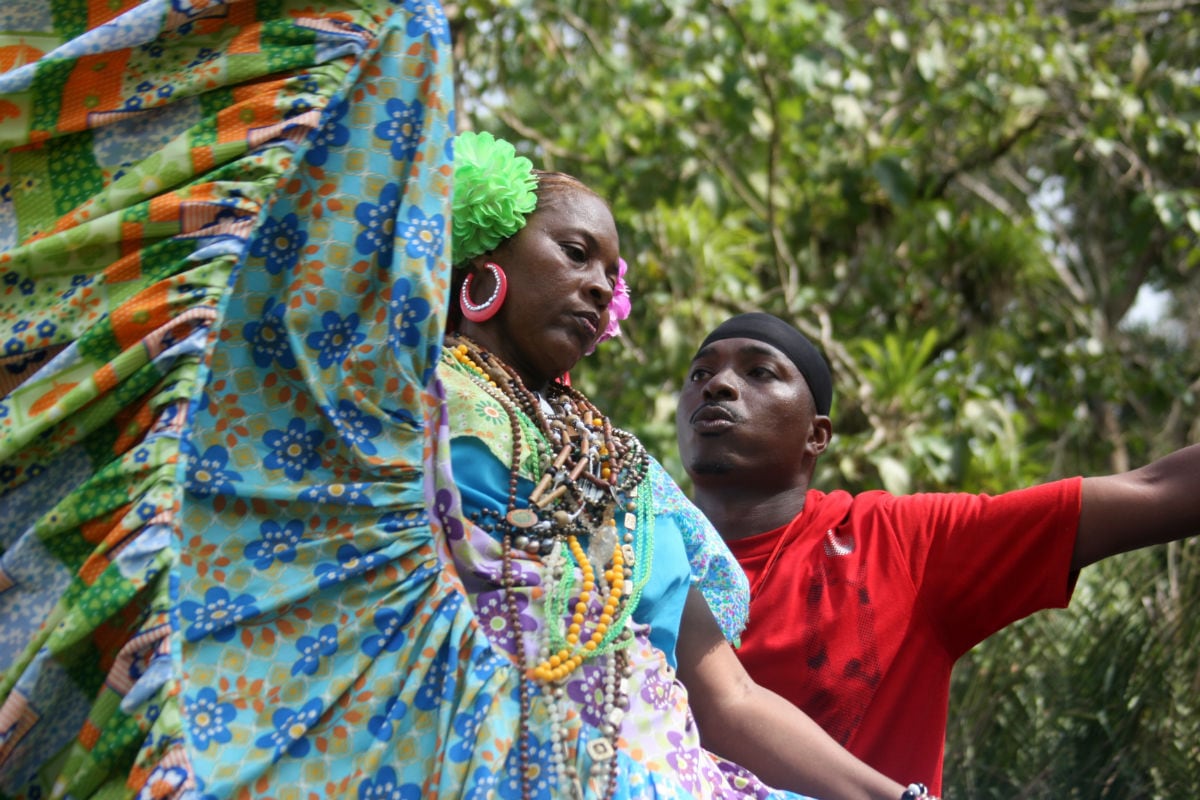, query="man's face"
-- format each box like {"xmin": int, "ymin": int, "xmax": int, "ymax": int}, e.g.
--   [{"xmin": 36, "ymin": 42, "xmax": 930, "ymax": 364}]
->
[{"xmin": 676, "ymin": 336, "xmax": 822, "ymax": 482}]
